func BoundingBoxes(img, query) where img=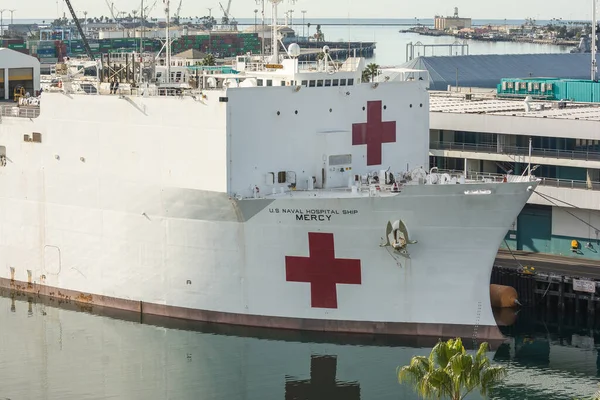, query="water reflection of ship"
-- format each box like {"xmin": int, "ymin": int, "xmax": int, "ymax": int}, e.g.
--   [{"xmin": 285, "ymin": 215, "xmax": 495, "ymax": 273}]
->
[
  {"xmin": 3, "ymin": 291, "xmax": 600, "ymax": 400},
  {"xmin": 0, "ymin": 291, "xmax": 489, "ymax": 400},
  {"xmin": 492, "ymin": 335, "xmax": 600, "ymax": 399}
]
